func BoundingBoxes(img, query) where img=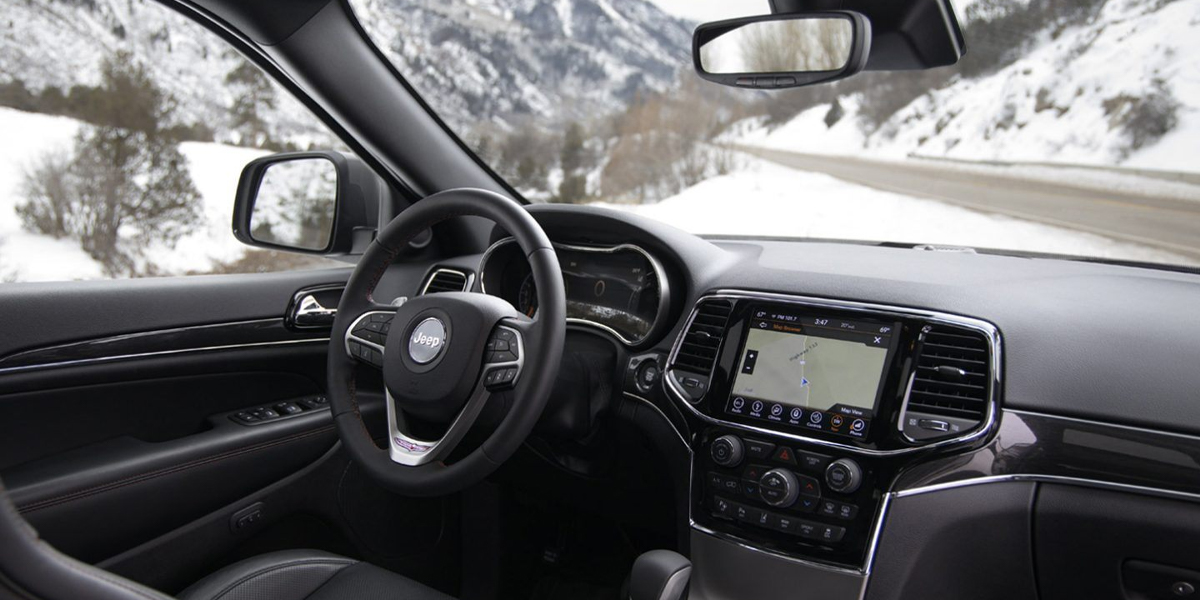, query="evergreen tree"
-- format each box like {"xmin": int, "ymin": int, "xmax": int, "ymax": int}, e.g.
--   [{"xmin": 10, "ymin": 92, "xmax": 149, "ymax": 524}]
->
[
  {"xmin": 17, "ymin": 53, "xmax": 202, "ymax": 276},
  {"xmin": 225, "ymin": 60, "xmax": 277, "ymax": 147}
]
